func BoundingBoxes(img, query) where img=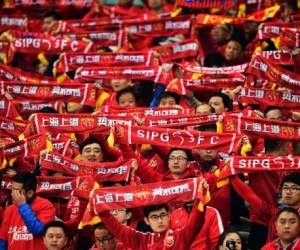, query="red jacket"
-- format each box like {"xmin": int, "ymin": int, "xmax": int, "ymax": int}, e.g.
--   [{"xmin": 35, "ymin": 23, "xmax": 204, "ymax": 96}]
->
[
  {"xmin": 262, "ymin": 238, "xmax": 300, "ymax": 250},
  {"xmin": 170, "ymin": 206, "xmax": 223, "ymax": 250},
  {"xmin": 0, "ymin": 196, "xmax": 55, "ymax": 250},
  {"xmin": 99, "ymin": 205, "xmax": 205, "ymax": 250}
]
